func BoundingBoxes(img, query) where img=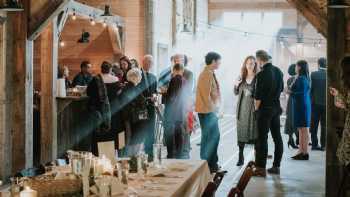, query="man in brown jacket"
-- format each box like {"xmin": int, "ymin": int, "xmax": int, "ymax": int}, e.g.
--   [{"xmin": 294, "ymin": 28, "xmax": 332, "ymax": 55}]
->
[{"xmin": 195, "ymin": 52, "xmax": 222, "ymax": 173}]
